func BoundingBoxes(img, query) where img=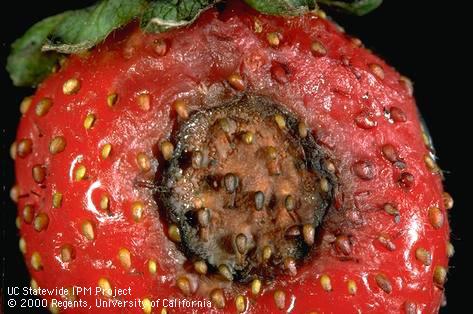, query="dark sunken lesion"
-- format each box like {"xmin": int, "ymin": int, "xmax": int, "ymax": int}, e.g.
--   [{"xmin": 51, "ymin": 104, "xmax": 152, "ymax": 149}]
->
[{"xmin": 159, "ymin": 95, "xmax": 336, "ymax": 282}]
